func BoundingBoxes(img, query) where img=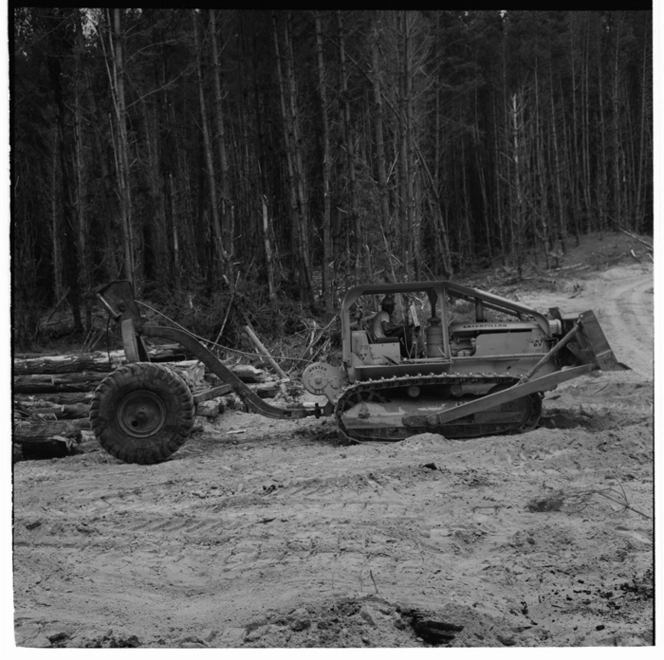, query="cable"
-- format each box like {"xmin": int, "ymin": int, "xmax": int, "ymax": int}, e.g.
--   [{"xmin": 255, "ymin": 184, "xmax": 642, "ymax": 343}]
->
[
  {"xmin": 105, "ymin": 314, "xmax": 112, "ymax": 363},
  {"xmin": 136, "ymin": 300, "xmax": 312, "ymax": 364}
]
